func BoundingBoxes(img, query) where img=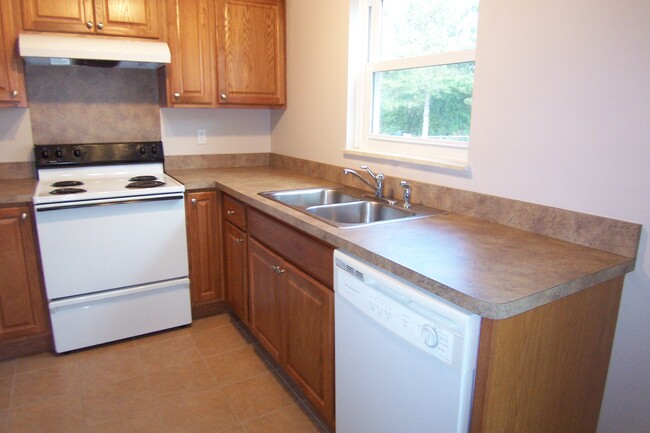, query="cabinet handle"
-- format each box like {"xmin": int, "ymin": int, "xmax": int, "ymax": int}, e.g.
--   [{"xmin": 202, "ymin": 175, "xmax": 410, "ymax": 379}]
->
[
  {"xmin": 271, "ymin": 265, "xmax": 285, "ymax": 275},
  {"xmin": 173, "ymin": 92, "xmax": 181, "ymax": 100},
  {"xmin": 21, "ymin": 212, "xmax": 28, "ymax": 221},
  {"xmin": 226, "ymin": 210, "xmax": 235, "ymax": 215},
  {"xmin": 236, "ymin": 238, "xmax": 244, "ymax": 244},
  {"xmin": 97, "ymin": 22, "xmax": 104, "ymax": 30},
  {"xmin": 191, "ymin": 198, "xmax": 197, "ymax": 205},
  {"xmin": 86, "ymin": 21, "xmax": 94, "ymax": 29},
  {"xmin": 11, "ymin": 90, "xmax": 18, "ymax": 98},
  {"xmin": 220, "ymin": 93, "xmax": 227, "ymax": 100}
]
